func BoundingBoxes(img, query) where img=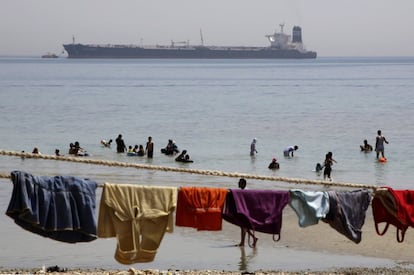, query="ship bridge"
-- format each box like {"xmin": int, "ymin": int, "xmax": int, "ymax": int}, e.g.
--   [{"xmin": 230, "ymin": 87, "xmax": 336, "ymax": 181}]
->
[{"xmin": 265, "ymin": 24, "xmax": 305, "ymax": 51}]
